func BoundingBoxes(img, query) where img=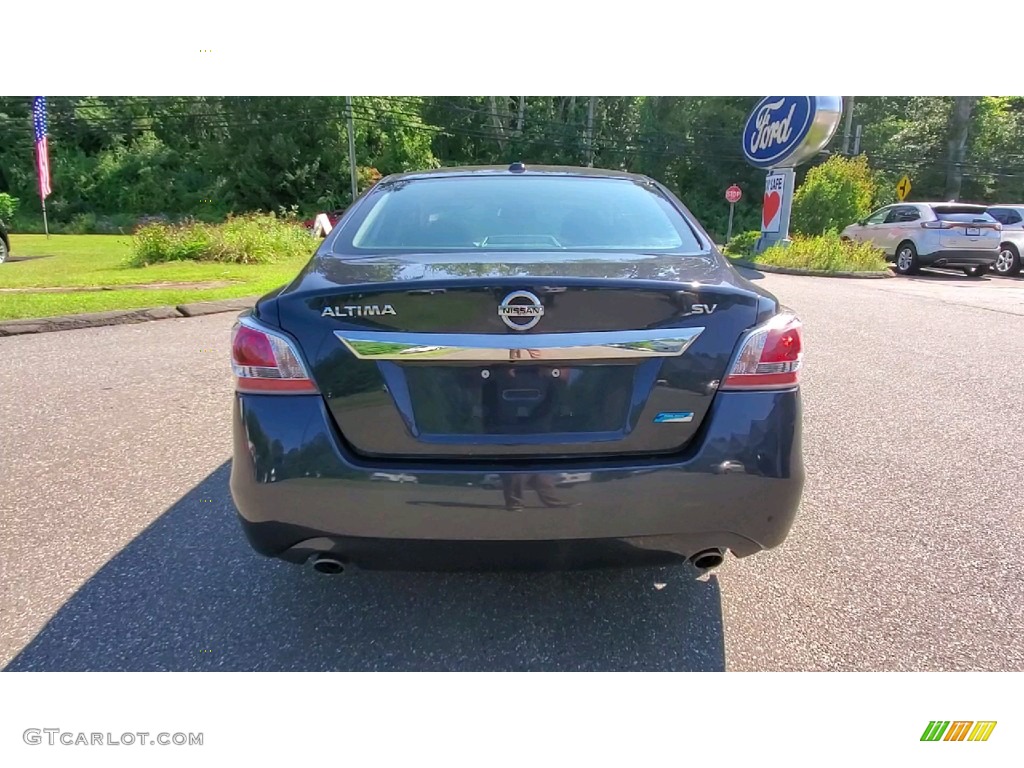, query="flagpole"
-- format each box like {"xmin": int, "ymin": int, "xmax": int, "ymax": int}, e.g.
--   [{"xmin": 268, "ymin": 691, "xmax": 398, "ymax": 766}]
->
[{"xmin": 33, "ymin": 96, "xmax": 53, "ymax": 239}]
